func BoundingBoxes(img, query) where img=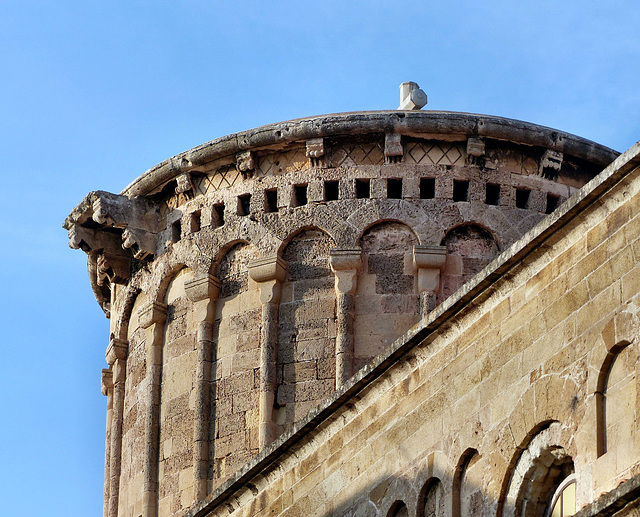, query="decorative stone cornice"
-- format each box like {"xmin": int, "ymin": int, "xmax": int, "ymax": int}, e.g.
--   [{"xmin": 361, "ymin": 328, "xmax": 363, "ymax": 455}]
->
[
  {"xmin": 329, "ymin": 248, "xmax": 362, "ymax": 272},
  {"xmin": 106, "ymin": 337, "xmax": 128, "ymax": 365},
  {"xmin": 248, "ymin": 256, "xmax": 287, "ymax": 283},
  {"xmin": 185, "ymin": 274, "xmax": 221, "ymax": 303},
  {"xmin": 138, "ymin": 301, "xmax": 168, "ymax": 329}
]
